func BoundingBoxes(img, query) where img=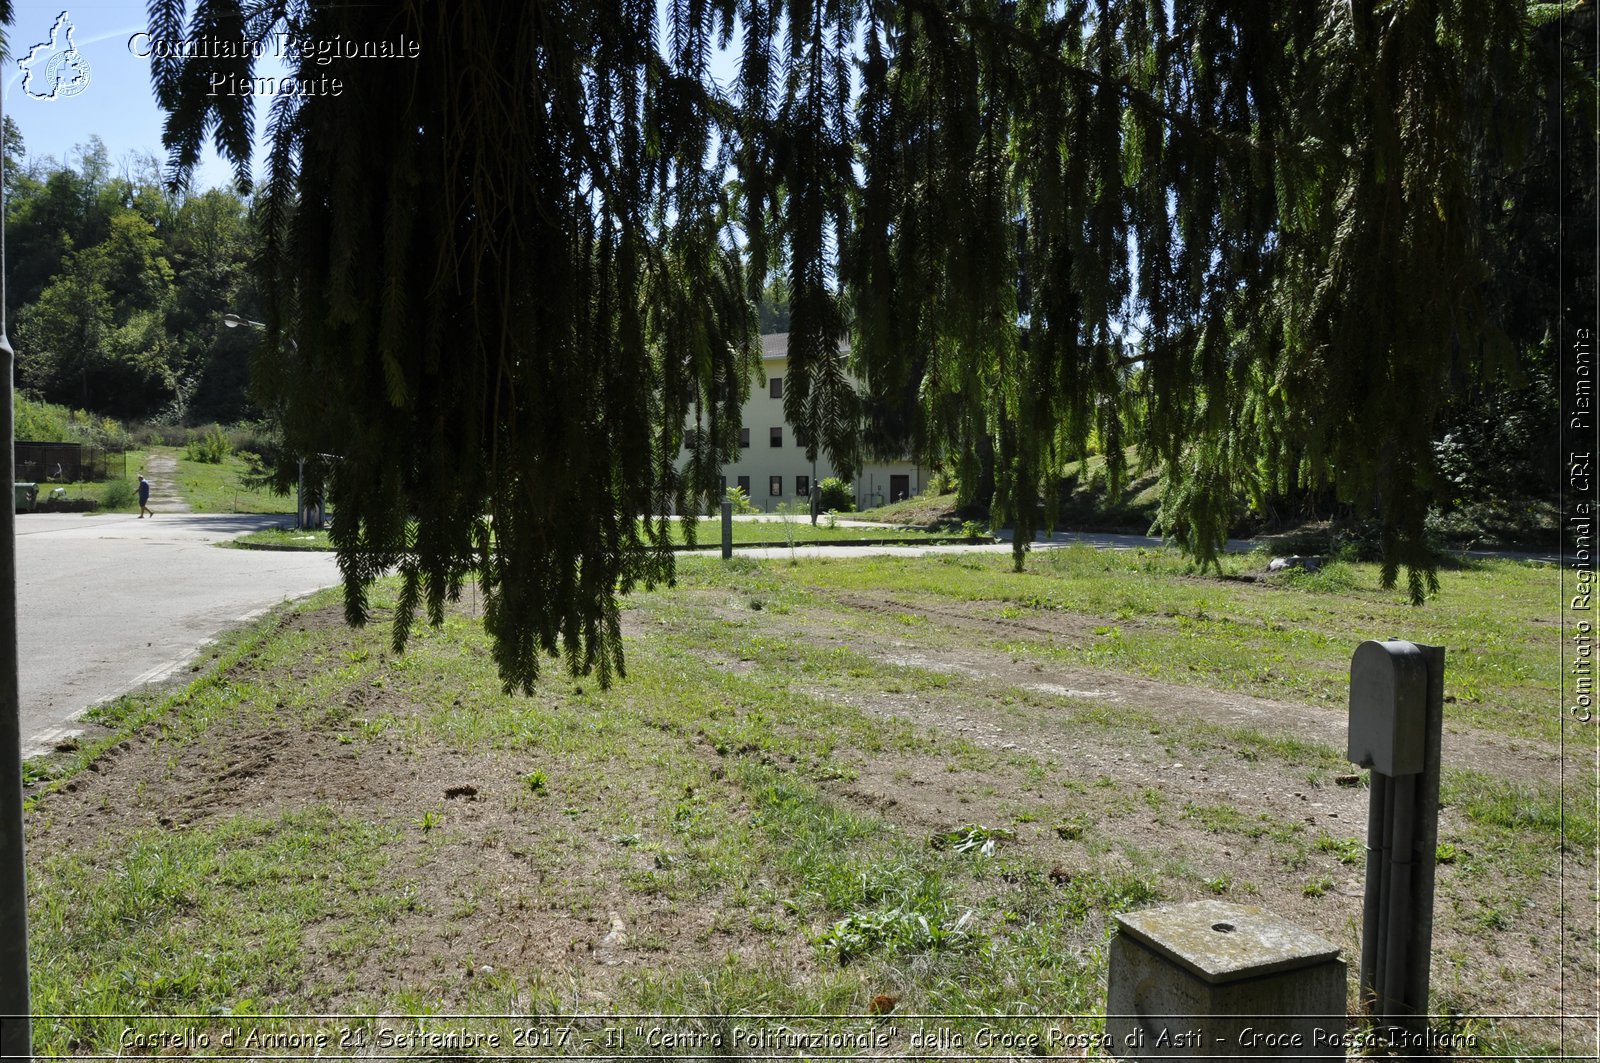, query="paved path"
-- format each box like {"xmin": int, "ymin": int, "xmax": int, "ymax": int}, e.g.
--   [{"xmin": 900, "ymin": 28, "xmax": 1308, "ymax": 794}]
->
[
  {"xmin": 17, "ymin": 511, "xmax": 339, "ymax": 757},
  {"xmin": 715, "ymin": 528, "xmax": 1260, "ymax": 560},
  {"xmin": 712, "ymin": 527, "xmax": 1554, "ymax": 564},
  {"xmin": 139, "ymin": 452, "xmax": 190, "ymax": 513},
  {"xmin": 695, "ymin": 514, "xmax": 1558, "ymax": 563}
]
